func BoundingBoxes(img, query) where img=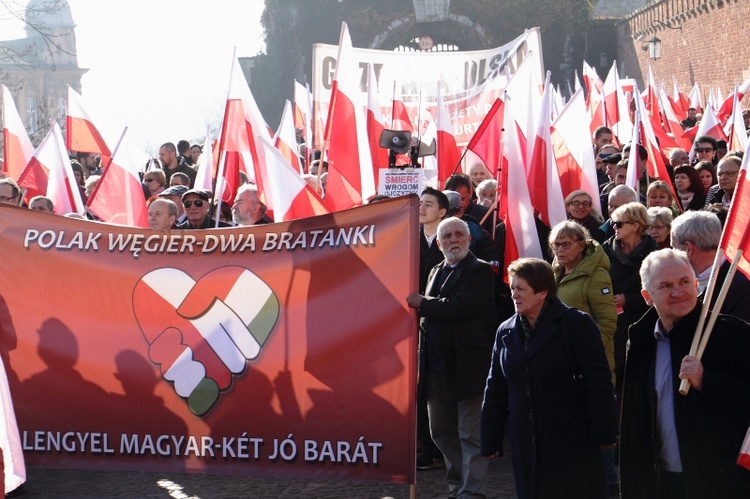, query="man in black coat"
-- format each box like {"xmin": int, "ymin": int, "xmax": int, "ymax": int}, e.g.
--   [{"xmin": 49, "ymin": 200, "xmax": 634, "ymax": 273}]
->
[
  {"xmin": 407, "ymin": 217, "xmax": 497, "ymax": 498},
  {"xmin": 620, "ymin": 249, "xmax": 750, "ymax": 498}
]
